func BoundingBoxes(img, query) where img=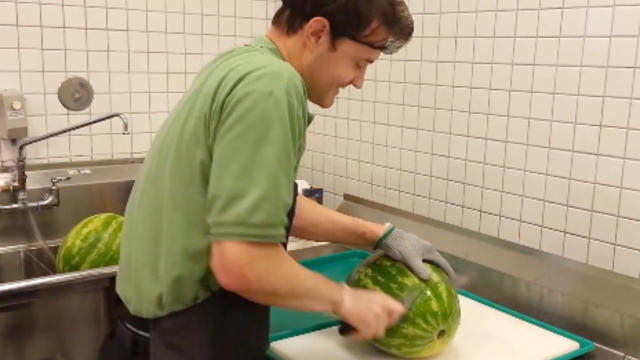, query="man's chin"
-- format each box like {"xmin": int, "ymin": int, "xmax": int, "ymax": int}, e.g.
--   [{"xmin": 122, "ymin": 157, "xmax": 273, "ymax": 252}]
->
[{"xmin": 310, "ymin": 98, "xmax": 334, "ymax": 109}]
